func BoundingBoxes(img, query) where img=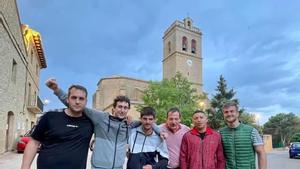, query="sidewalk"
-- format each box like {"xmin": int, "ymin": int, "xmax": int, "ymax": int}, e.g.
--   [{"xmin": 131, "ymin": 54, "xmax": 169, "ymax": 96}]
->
[
  {"xmin": 0, "ymin": 151, "xmax": 90, "ymax": 169},
  {"xmin": 0, "ymin": 151, "xmax": 35, "ymax": 169},
  {"xmin": 0, "ymin": 148, "xmax": 297, "ymax": 169},
  {"xmin": 0, "ymin": 150, "xmax": 125, "ymax": 169}
]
